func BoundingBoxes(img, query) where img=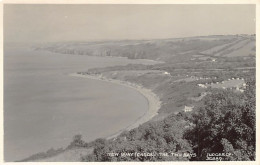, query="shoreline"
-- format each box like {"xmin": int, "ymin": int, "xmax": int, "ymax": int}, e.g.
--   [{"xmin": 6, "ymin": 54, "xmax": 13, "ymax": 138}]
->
[{"xmin": 69, "ymin": 73, "xmax": 162, "ymax": 139}]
